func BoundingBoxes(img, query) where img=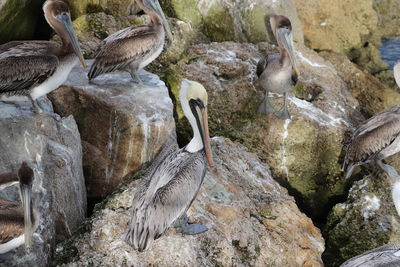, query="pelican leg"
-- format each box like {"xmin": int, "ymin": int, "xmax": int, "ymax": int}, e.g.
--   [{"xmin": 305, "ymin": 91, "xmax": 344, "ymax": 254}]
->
[
  {"xmin": 377, "ymin": 160, "xmax": 399, "ymax": 182},
  {"xmin": 275, "ymin": 93, "xmax": 291, "ymax": 119},
  {"xmin": 174, "ymin": 214, "xmax": 208, "ymax": 235},
  {"xmin": 126, "ymin": 64, "xmax": 143, "ymax": 85},
  {"xmin": 258, "ymin": 93, "xmax": 276, "ymax": 114},
  {"xmin": 30, "ymin": 96, "xmax": 61, "ymax": 120},
  {"xmin": 30, "ymin": 97, "xmax": 44, "ymax": 114}
]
